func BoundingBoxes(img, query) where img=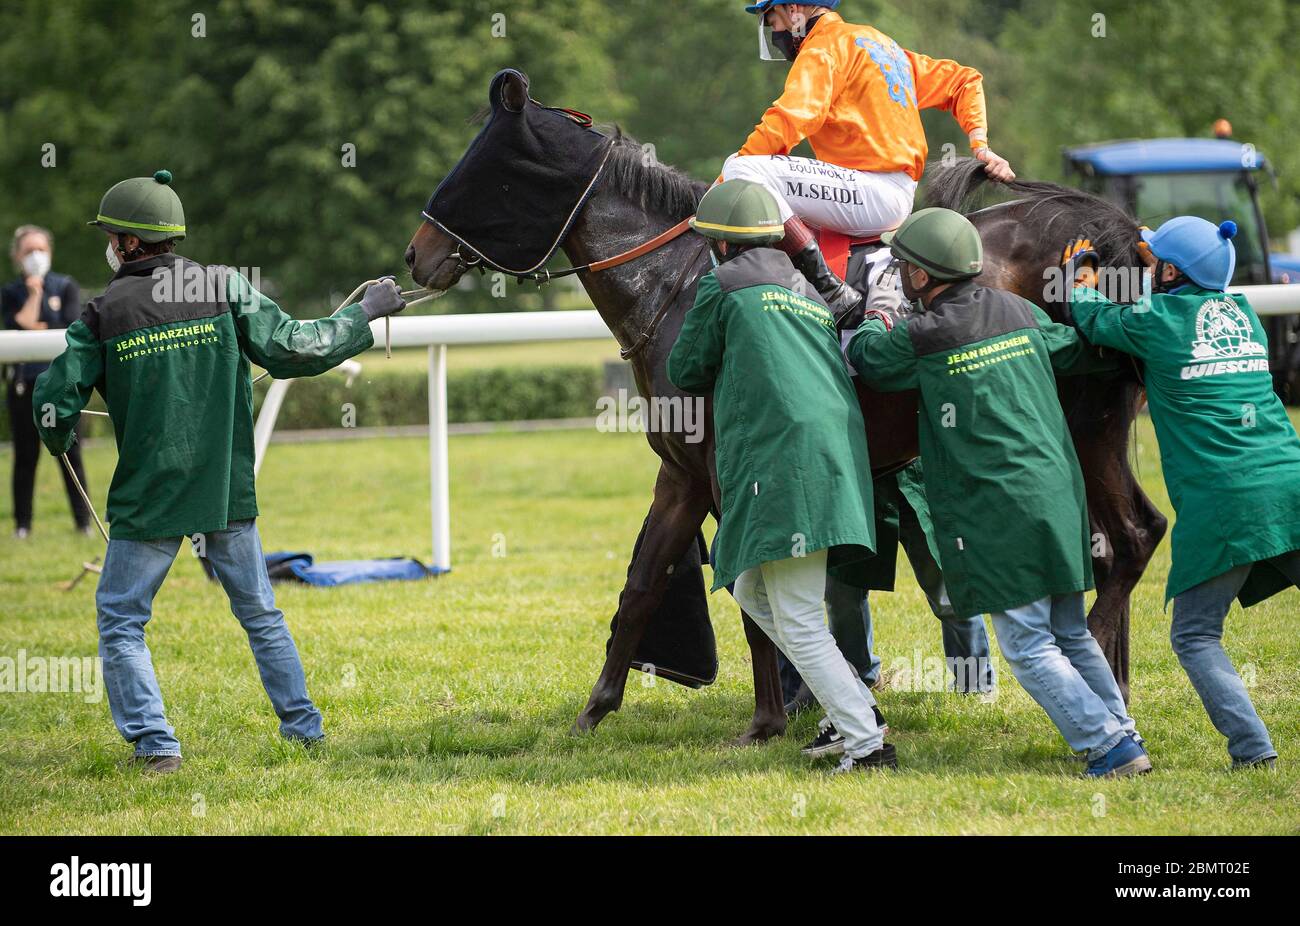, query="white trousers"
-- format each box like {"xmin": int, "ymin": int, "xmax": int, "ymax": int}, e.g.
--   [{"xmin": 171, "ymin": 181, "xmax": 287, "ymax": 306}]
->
[
  {"xmin": 733, "ymin": 549, "xmax": 884, "ymax": 758},
  {"xmin": 722, "ymin": 153, "xmax": 916, "ymax": 237}
]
